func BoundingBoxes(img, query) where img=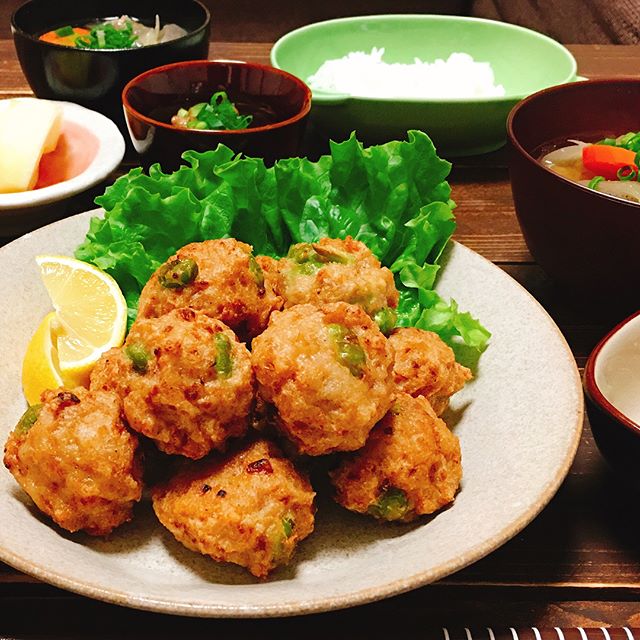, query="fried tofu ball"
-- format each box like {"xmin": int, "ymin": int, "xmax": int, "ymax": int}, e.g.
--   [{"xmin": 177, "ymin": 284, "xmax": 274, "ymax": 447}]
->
[
  {"xmin": 276, "ymin": 237, "xmax": 399, "ymax": 327},
  {"xmin": 137, "ymin": 239, "xmax": 282, "ymax": 340},
  {"xmin": 152, "ymin": 438, "xmax": 315, "ymax": 578},
  {"xmin": 115, "ymin": 308, "xmax": 254, "ymax": 459},
  {"xmin": 3, "ymin": 388, "xmax": 142, "ymax": 535},
  {"xmin": 252, "ymin": 302, "xmax": 395, "ymax": 456},
  {"xmin": 389, "ymin": 328, "xmax": 472, "ymax": 415},
  {"xmin": 330, "ymin": 393, "xmax": 462, "ymax": 522}
]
